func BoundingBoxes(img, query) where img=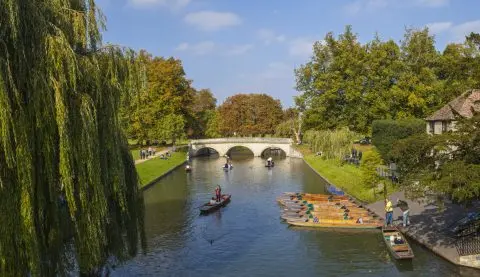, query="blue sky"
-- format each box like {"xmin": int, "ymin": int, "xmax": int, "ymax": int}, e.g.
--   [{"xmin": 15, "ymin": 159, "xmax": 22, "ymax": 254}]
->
[{"xmin": 96, "ymin": 0, "xmax": 480, "ymax": 107}]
